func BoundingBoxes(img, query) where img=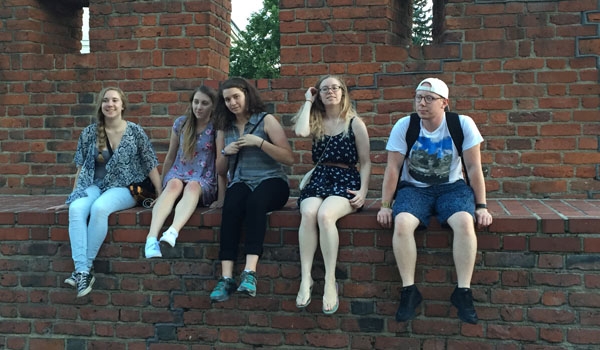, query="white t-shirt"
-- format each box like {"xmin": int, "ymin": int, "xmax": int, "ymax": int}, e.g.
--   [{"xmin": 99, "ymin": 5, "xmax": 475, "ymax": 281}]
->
[{"xmin": 386, "ymin": 114, "xmax": 483, "ymax": 187}]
